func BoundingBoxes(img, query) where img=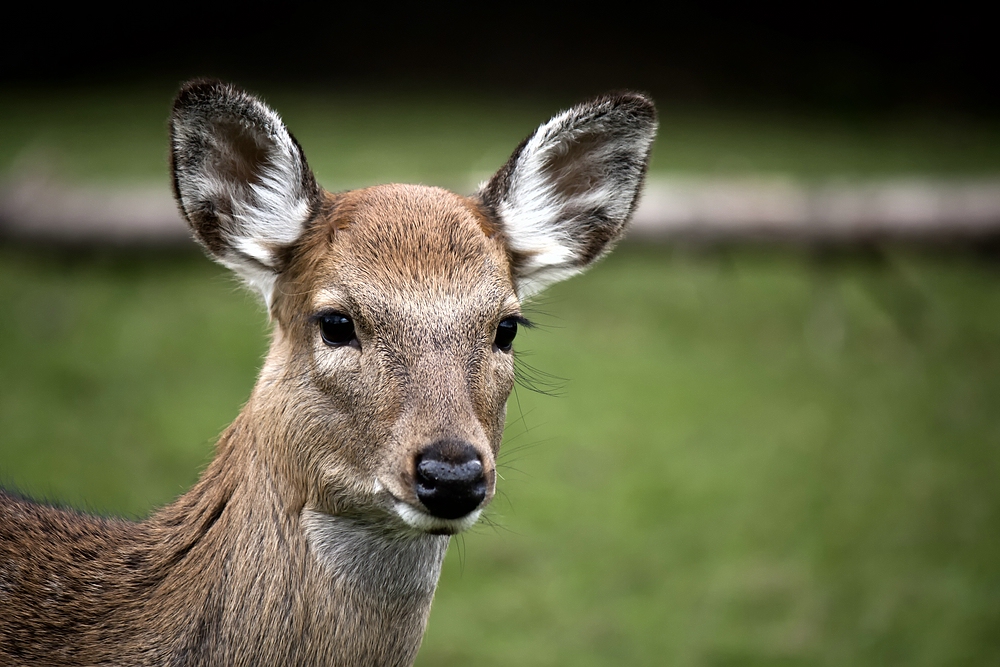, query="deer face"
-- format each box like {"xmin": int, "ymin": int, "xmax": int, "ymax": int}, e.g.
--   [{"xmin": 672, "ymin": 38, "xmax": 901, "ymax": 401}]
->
[
  {"xmin": 170, "ymin": 80, "xmax": 656, "ymax": 535},
  {"xmin": 266, "ymin": 185, "xmax": 518, "ymax": 534}
]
